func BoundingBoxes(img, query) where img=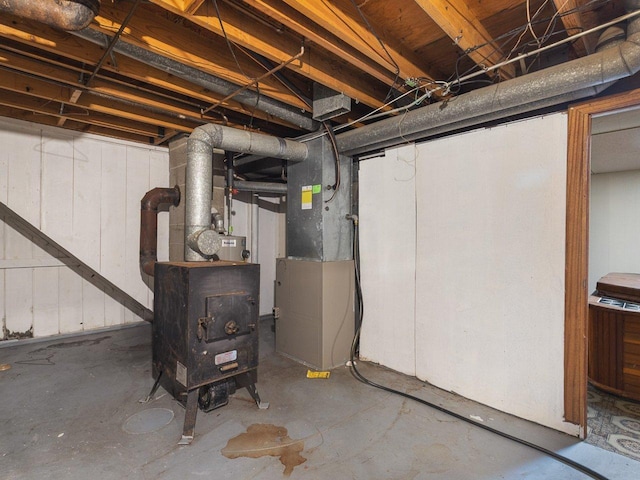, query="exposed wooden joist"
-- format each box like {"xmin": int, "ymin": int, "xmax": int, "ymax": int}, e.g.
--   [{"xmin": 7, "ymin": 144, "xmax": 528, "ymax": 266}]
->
[
  {"xmin": 0, "ymin": 88, "xmax": 164, "ymax": 138},
  {"xmin": 183, "ymin": 0, "xmax": 207, "ymax": 14},
  {"xmin": 0, "ymin": 16, "xmax": 301, "ymax": 129},
  {"xmin": 0, "ymin": 105, "xmax": 155, "ymax": 144},
  {"xmin": 413, "ymin": 0, "xmax": 515, "ymax": 79},
  {"xmin": 0, "ymin": 67, "xmax": 201, "ymax": 132},
  {"xmin": 247, "ymin": 0, "xmax": 399, "ymax": 87},
  {"xmin": 552, "ymin": 0, "xmax": 593, "ymax": 57},
  {"xmin": 281, "ymin": 0, "xmax": 441, "ymax": 83},
  {"xmin": 0, "ymin": 50, "xmax": 230, "ymax": 126},
  {"xmin": 0, "ymin": 49, "xmax": 219, "ymax": 129},
  {"xmin": 148, "ymin": 0, "xmax": 391, "ymax": 108},
  {"xmin": 95, "ymin": 2, "xmax": 307, "ymax": 110}
]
